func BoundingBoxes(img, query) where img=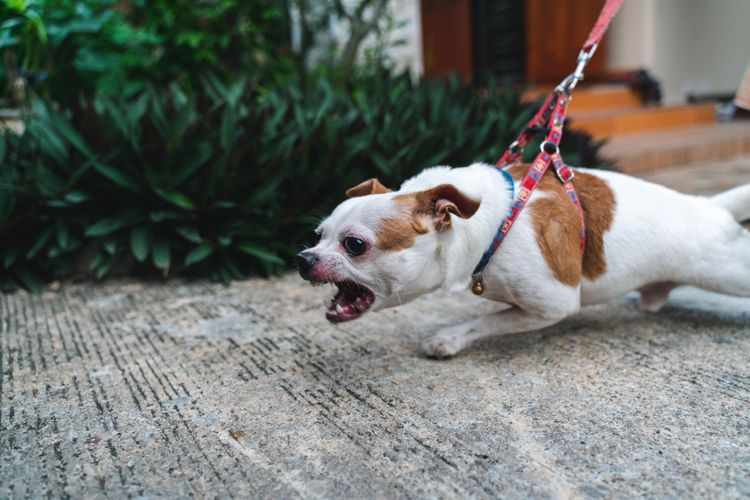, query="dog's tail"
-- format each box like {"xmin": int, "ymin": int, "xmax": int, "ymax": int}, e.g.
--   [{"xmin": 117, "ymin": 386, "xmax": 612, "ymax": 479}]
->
[{"xmin": 712, "ymin": 183, "xmax": 750, "ymax": 222}]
